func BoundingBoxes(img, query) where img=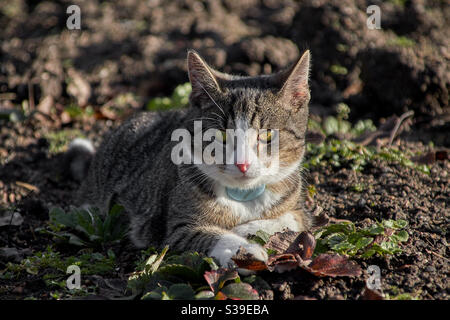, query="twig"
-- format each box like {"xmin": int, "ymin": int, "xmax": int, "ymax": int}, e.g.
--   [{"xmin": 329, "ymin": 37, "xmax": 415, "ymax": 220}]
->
[
  {"xmin": 425, "ymin": 249, "xmax": 449, "ymax": 262},
  {"xmin": 388, "ymin": 110, "xmax": 414, "ymax": 147},
  {"xmin": 16, "ymin": 181, "xmax": 40, "ymax": 193},
  {"xmin": 28, "ymin": 79, "xmax": 35, "ymax": 110}
]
